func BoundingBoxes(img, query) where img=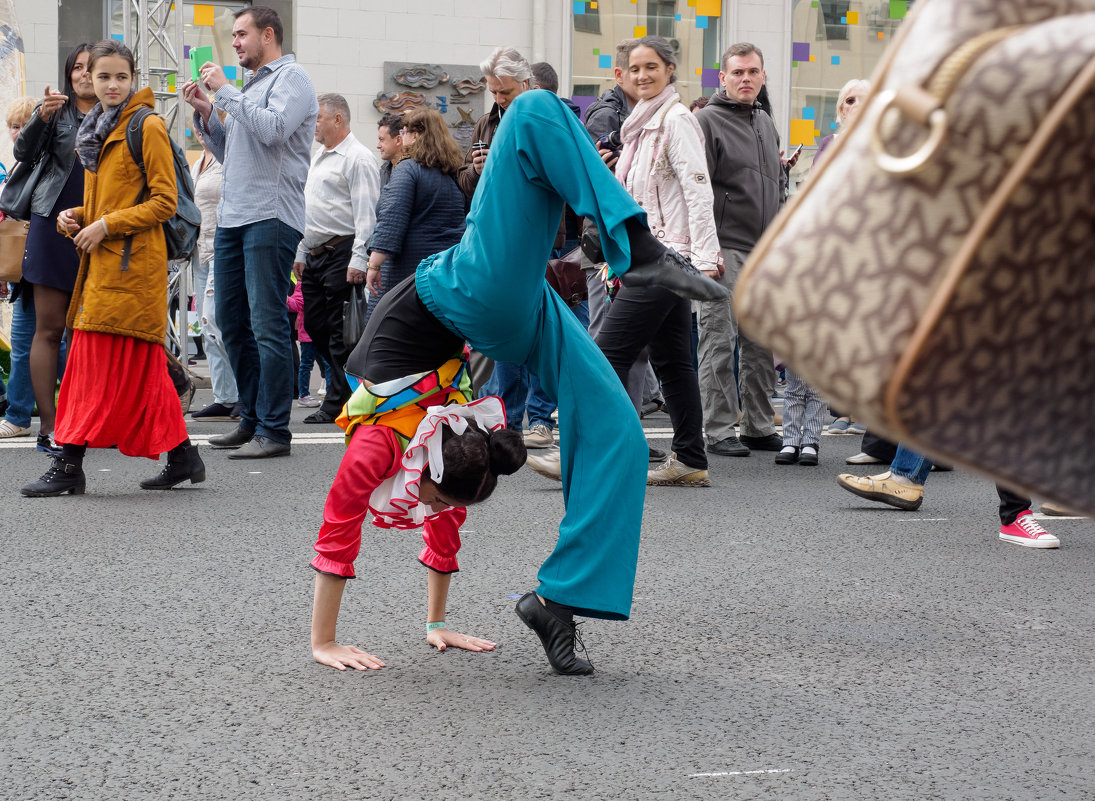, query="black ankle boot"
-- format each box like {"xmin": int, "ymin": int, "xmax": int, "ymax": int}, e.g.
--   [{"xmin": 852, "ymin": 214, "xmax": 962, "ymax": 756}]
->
[
  {"xmin": 21, "ymin": 457, "xmax": 86, "ymax": 497},
  {"xmin": 140, "ymin": 444, "xmax": 206, "ymax": 490},
  {"xmin": 515, "ymin": 592, "xmax": 594, "ymax": 675},
  {"xmin": 620, "ymin": 248, "xmax": 728, "ymax": 301}
]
